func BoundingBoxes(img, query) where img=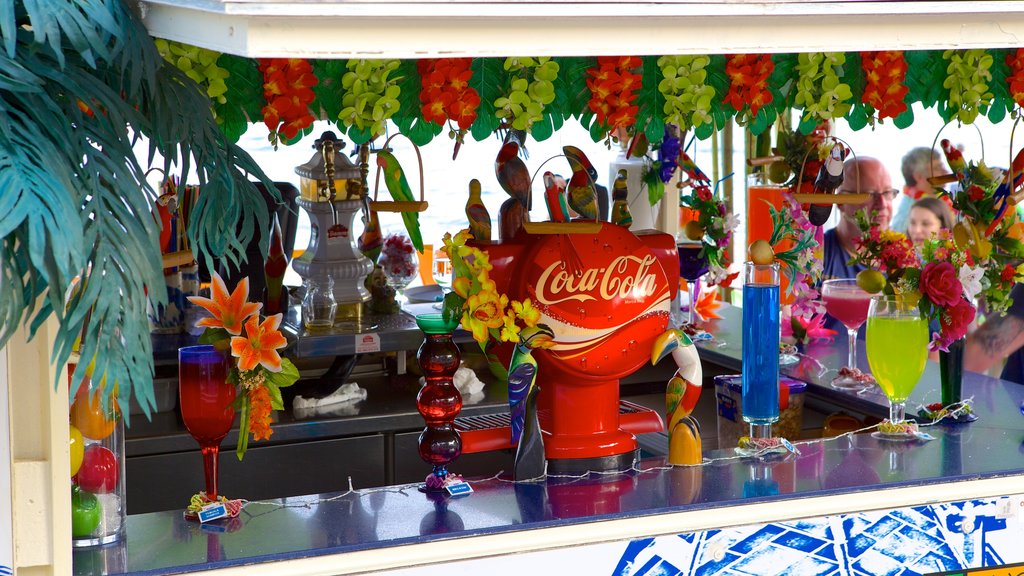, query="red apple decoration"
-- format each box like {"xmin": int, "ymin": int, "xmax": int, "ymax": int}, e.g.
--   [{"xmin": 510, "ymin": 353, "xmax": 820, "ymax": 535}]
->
[{"xmin": 76, "ymin": 445, "xmax": 118, "ymax": 494}]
